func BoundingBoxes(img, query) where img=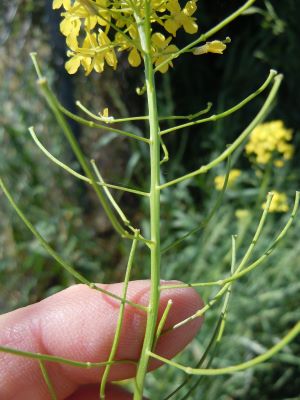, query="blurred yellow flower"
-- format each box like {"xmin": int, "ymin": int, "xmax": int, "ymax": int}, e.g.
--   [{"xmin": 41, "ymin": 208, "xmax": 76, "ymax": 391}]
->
[
  {"xmin": 214, "ymin": 169, "xmax": 241, "ymax": 191},
  {"xmin": 246, "ymin": 120, "xmax": 294, "ymax": 166},
  {"xmin": 235, "ymin": 209, "xmax": 250, "ymax": 219},
  {"xmin": 263, "ymin": 191, "xmax": 289, "ymax": 213}
]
